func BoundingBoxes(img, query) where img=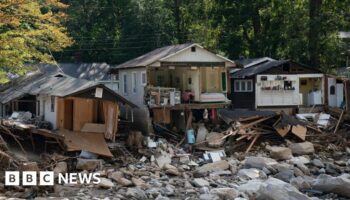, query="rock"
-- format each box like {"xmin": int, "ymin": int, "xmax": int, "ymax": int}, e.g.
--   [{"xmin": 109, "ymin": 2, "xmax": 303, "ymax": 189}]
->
[
  {"xmin": 76, "ymin": 158, "xmax": 102, "ymax": 171},
  {"xmin": 164, "ymin": 164, "xmax": 181, "ymax": 176},
  {"xmin": 312, "ymin": 159, "xmax": 324, "ymax": 168},
  {"xmin": 257, "ymin": 177, "xmax": 311, "ymax": 200},
  {"xmin": 111, "ymin": 172, "xmax": 133, "ymax": 187},
  {"xmin": 126, "ymin": 188, "xmax": 147, "ymax": 199},
  {"xmin": 110, "ymin": 171, "xmax": 123, "ymax": 180},
  {"xmin": 206, "ymin": 132, "xmax": 225, "ymax": 147},
  {"xmin": 274, "ymin": 169, "xmax": 295, "ymax": 182},
  {"xmin": 295, "ymin": 163, "xmax": 310, "ymax": 175},
  {"xmin": 131, "ymin": 177, "xmax": 149, "ymax": 189},
  {"xmin": 269, "ymin": 146, "xmax": 292, "ymax": 160},
  {"xmin": 210, "ymin": 188, "xmax": 238, "ymax": 199},
  {"xmin": 194, "ymin": 160, "xmax": 229, "ymax": 177},
  {"xmin": 318, "ymin": 168, "xmax": 325, "ymax": 174},
  {"xmin": 238, "ymin": 179, "xmax": 263, "ymax": 197},
  {"xmin": 244, "ymin": 156, "xmax": 278, "ymax": 170},
  {"xmin": 161, "ymin": 184, "xmax": 175, "ymax": 196},
  {"xmin": 237, "ymin": 168, "xmax": 266, "ymax": 180},
  {"xmin": 184, "ymin": 181, "xmax": 193, "ymax": 188},
  {"xmin": 209, "ymin": 170, "xmax": 232, "ymax": 177},
  {"xmin": 293, "ymin": 167, "xmax": 304, "ymax": 177},
  {"xmin": 199, "ymin": 186, "xmax": 210, "ymax": 194},
  {"xmin": 290, "ymin": 142, "xmax": 314, "ymax": 155},
  {"xmin": 98, "ymin": 178, "xmax": 115, "ymax": 189},
  {"xmin": 290, "ymin": 156, "xmax": 310, "ymax": 165},
  {"xmin": 54, "ymin": 185, "xmax": 80, "ymax": 197},
  {"xmin": 155, "ymin": 195, "xmax": 170, "ymax": 200},
  {"xmin": 53, "ymin": 162, "xmax": 67, "ymax": 174},
  {"xmin": 193, "ymin": 178, "xmax": 210, "ymax": 187},
  {"xmin": 312, "ymin": 174, "xmax": 350, "ymax": 198},
  {"xmin": 155, "ymin": 151, "xmax": 172, "ymax": 168},
  {"xmin": 290, "ymin": 176, "xmax": 313, "ymax": 190},
  {"xmin": 200, "ymin": 194, "xmax": 220, "ymax": 200}
]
